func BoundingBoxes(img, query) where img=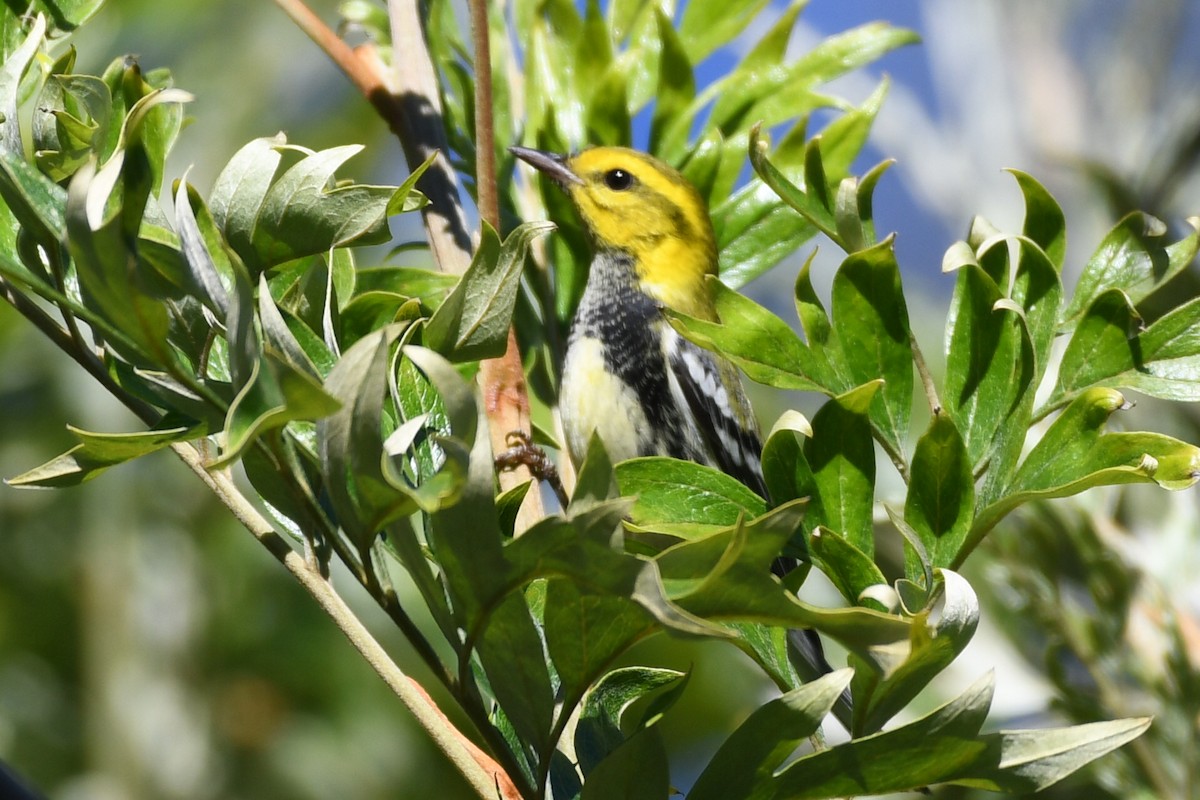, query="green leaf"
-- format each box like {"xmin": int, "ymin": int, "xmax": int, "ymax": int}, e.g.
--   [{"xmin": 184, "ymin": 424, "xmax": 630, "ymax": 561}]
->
[
  {"xmin": 33, "ymin": 73, "xmax": 112, "ymax": 182},
  {"xmin": 648, "ymin": 8, "xmax": 694, "ymax": 153},
  {"xmin": 830, "ymin": 239, "xmax": 913, "ymax": 453},
  {"xmin": 216, "ymin": 350, "xmax": 341, "ymax": 468},
  {"xmin": 615, "ymin": 457, "xmax": 767, "ymax": 538},
  {"xmin": 804, "ymin": 382, "xmax": 878, "ymax": 556},
  {"xmin": 793, "ymin": 251, "xmax": 846, "ymax": 389},
  {"xmin": 714, "ymin": 84, "xmax": 887, "ymax": 287},
  {"xmin": 0, "ymin": 150, "xmax": 67, "ymax": 257},
  {"xmin": 247, "ymin": 144, "xmax": 409, "ymax": 273},
  {"xmin": 688, "ymin": 669, "xmax": 854, "ymax": 800},
  {"xmin": 965, "ymin": 388, "xmax": 1200, "ymax": 565},
  {"xmin": 544, "ymin": 579, "xmax": 655, "ymax": 716},
  {"xmin": 475, "ymin": 593, "xmax": 556, "ymax": 758},
  {"xmin": 709, "ymin": 22, "xmax": 916, "ymax": 138},
  {"xmin": 579, "ymin": 723, "xmax": 669, "ymax": 800},
  {"xmin": 948, "ymin": 717, "xmax": 1151, "ymax": 793},
  {"xmin": 1009, "ymin": 234, "xmax": 1063, "ymax": 387},
  {"xmin": 809, "ymin": 526, "xmax": 887, "ymax": 608},
  {"xmin": 507, "ymin": 509, "xmax": 720, "ymax": 643},
  {"xmin": 676, "ymin": 0, "xmax": 770, "ymax": 63},
  {"xmin": 65, "ymin": 156, "xmax": 171, "ymax": 364},
  {"xmin": 653, "ymin": 501, "xmax": 917, "ymax": 675},
  {"xmin": 317, "ymin": 326, "xmax": 412, "ymax": 545},
  {"xmin": 851, "ymin": 570, "xmax": 978, "ymax": 736},
  {"xmin": 120, "ymin": 84, "xmax": 191, "ymax": 227},
  {"xmin": 174, "ymin": 179, "xmax": 232, "ymax": 316},
  {"xmin": 1061, "ymin": 213, "xmax": 1200, "ymax": 330},
  {"xmin": 1008, "ymin": 168, "xmax": 1066, "ymax": 270},
  {"xmin": 576, "ymin": 666, "xmax": 685, "ymax": 777},
  {"xmin": 1055, "ymin": 289, "xmax": 1141, "ymax": 399},
  {"xmin": 770, "ymin": 672, "xmax": 994, "ymax": 797},
  {"xmin": 904, "ymin": 412, "xmax": 973, "ymax": 572},
  {"xmin": 209, "ymin": 134, "xmax": 285, "ymax": 266},
  {"xmin": 760, "ymin": 410, "xmax": 813, "ymax": 509},
  {"xmin": 355, "ymin": 266, "xmax": 458, "ymax": 310},
  {"xmin": 943, "ymin": 249, "xmax": 1036, "ymax": 483},
  {"xmin": 0, "ymin": 13, "xmax": 44, "ymax": 156},
  {"xmin": 667, "ymin": 278, "xmax": 824, "ymax": 392},
  {"xmin": 1057, "ymin": 290, "xmax": 1200, "ymax": 403},
  {"xmin": 657, "ymin": 501, "xmax": 809, "ymax": 617},
  {"xmin": 423, "ymin": 220, "xmax": 553, "ymax": 361},
  {"xmin": 7, "ymin": 421, "xmax": 203, "ymax": 488},
  {"xmin": 608, "ymin": 0, "xmax": 664, "ymax": 114}
]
